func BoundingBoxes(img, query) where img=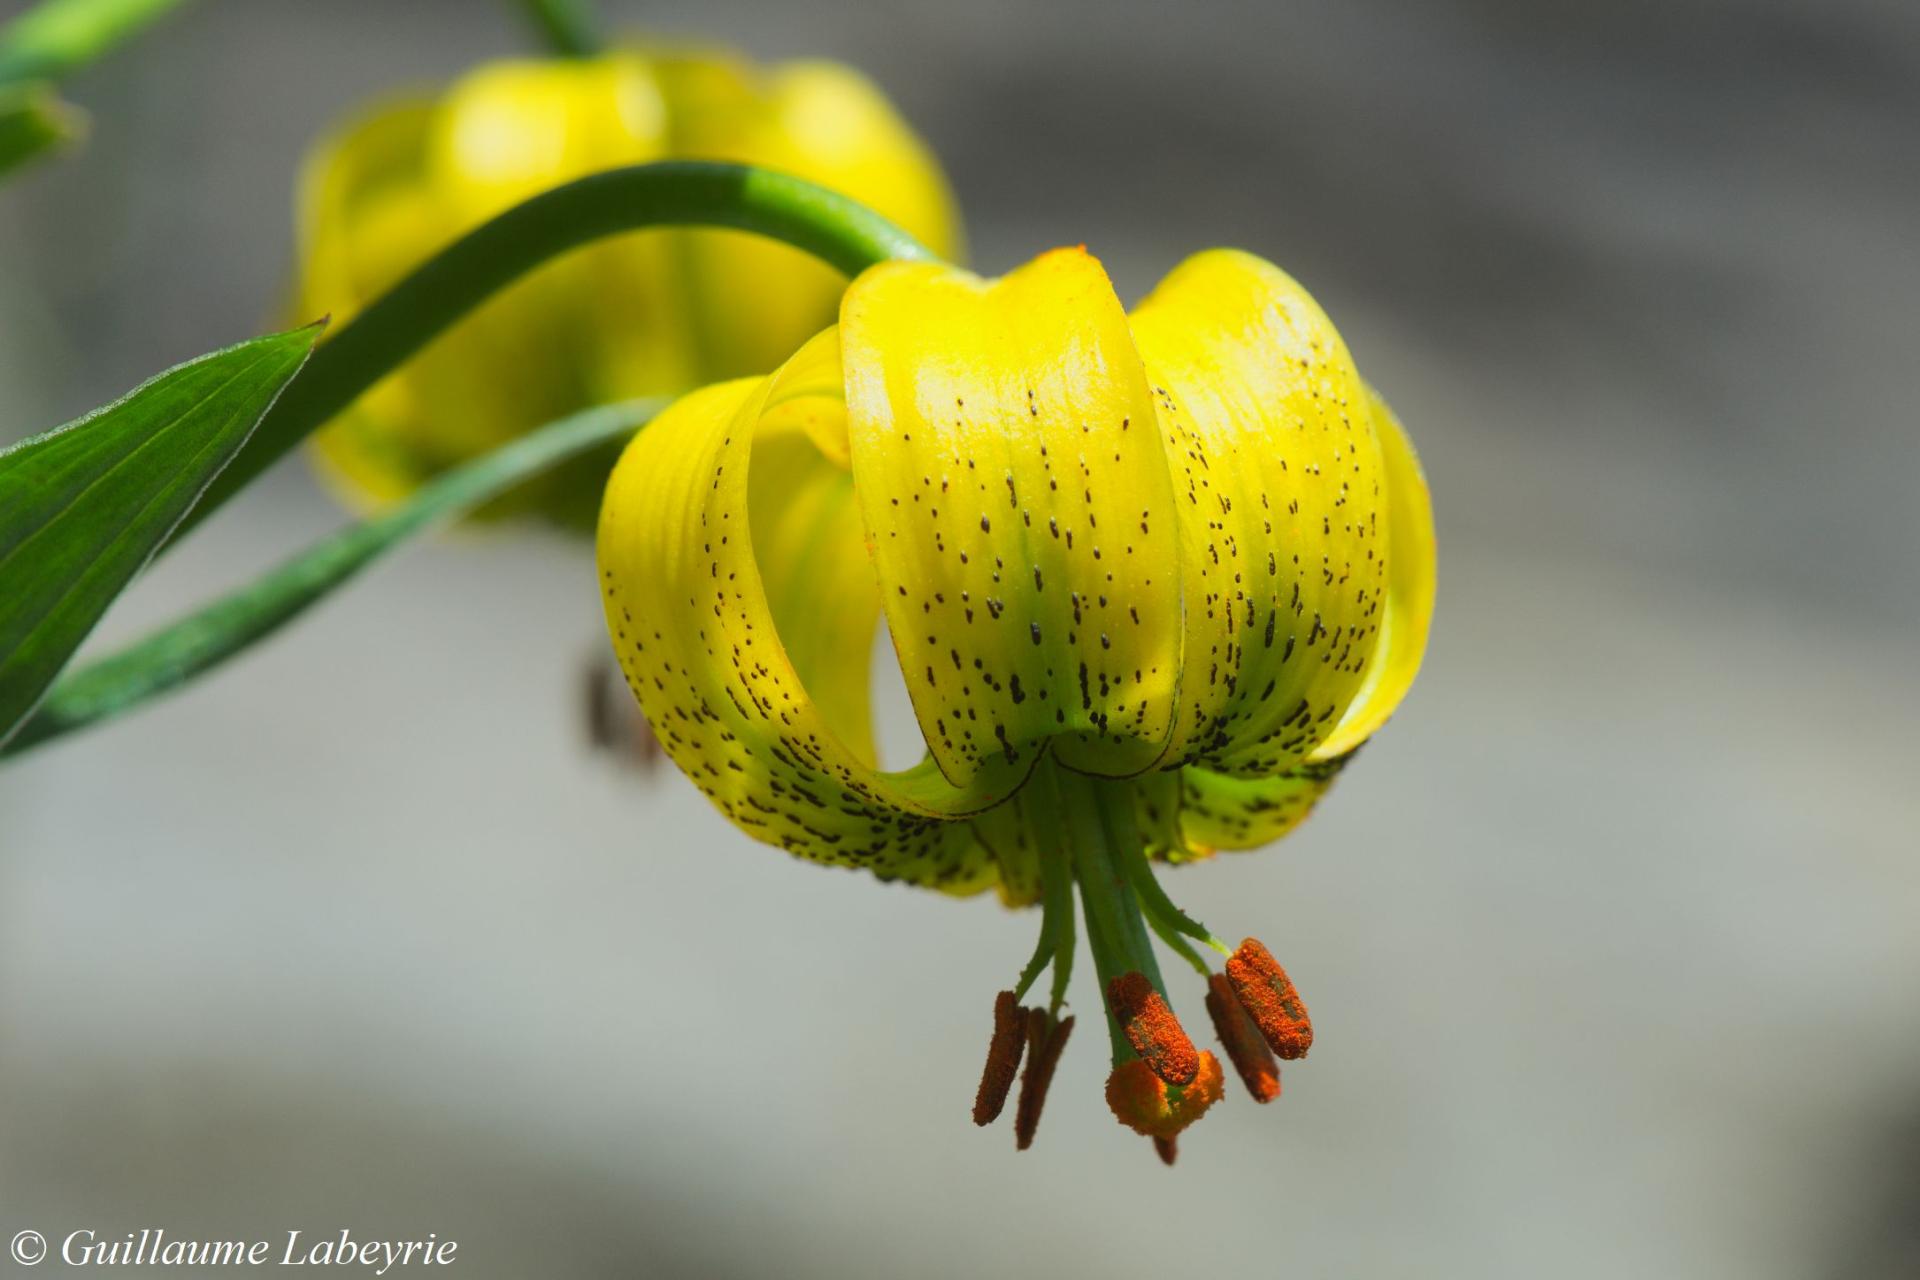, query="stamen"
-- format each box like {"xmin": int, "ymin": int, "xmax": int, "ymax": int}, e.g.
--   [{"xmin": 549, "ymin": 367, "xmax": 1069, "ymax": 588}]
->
[
  {"xmin": 1106, "ymin": 971, "xmax": 1200, "ymax": 1085},
  {"xmin": 1206, "ymin": 973, "xmax": 1281, "ymax": 1102},
  {"xmin": 1122, "ymin": 834, "xmax": 1231, "ymax": 957},
  {"xmin": 1224, "ymin": 938, "xmax": 1313, "ymax": 1060},
  {"xmin": 1153, "ymin": 1136, "xmax": 1178, "ymax": 1167},
  {"xmin": 972, "ymin": 991, "xmax": 1027, "ymax": 1125},
  {"xmin": 1104, "ymin": 1052, "xmax": 1225, "ymax": 1139},
  {"xmin": 1143, "ymin": 907, "xmax": 1213, "ymax": 978},
  {"xmin": 1014, "ymin": 1009, "xmax": 1074, "ymax": 1150}
]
